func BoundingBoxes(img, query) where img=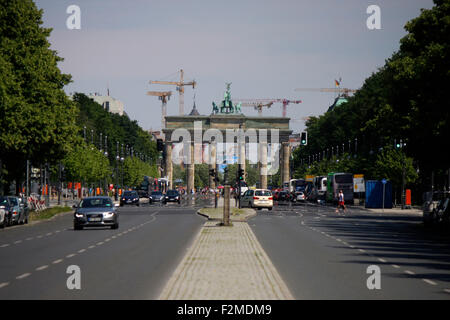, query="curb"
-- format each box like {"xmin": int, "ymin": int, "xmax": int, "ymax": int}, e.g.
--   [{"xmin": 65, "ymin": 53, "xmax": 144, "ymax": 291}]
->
[{"xmin": 196, "ymin": 208, "xmax": 257, "ymax": 222}]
